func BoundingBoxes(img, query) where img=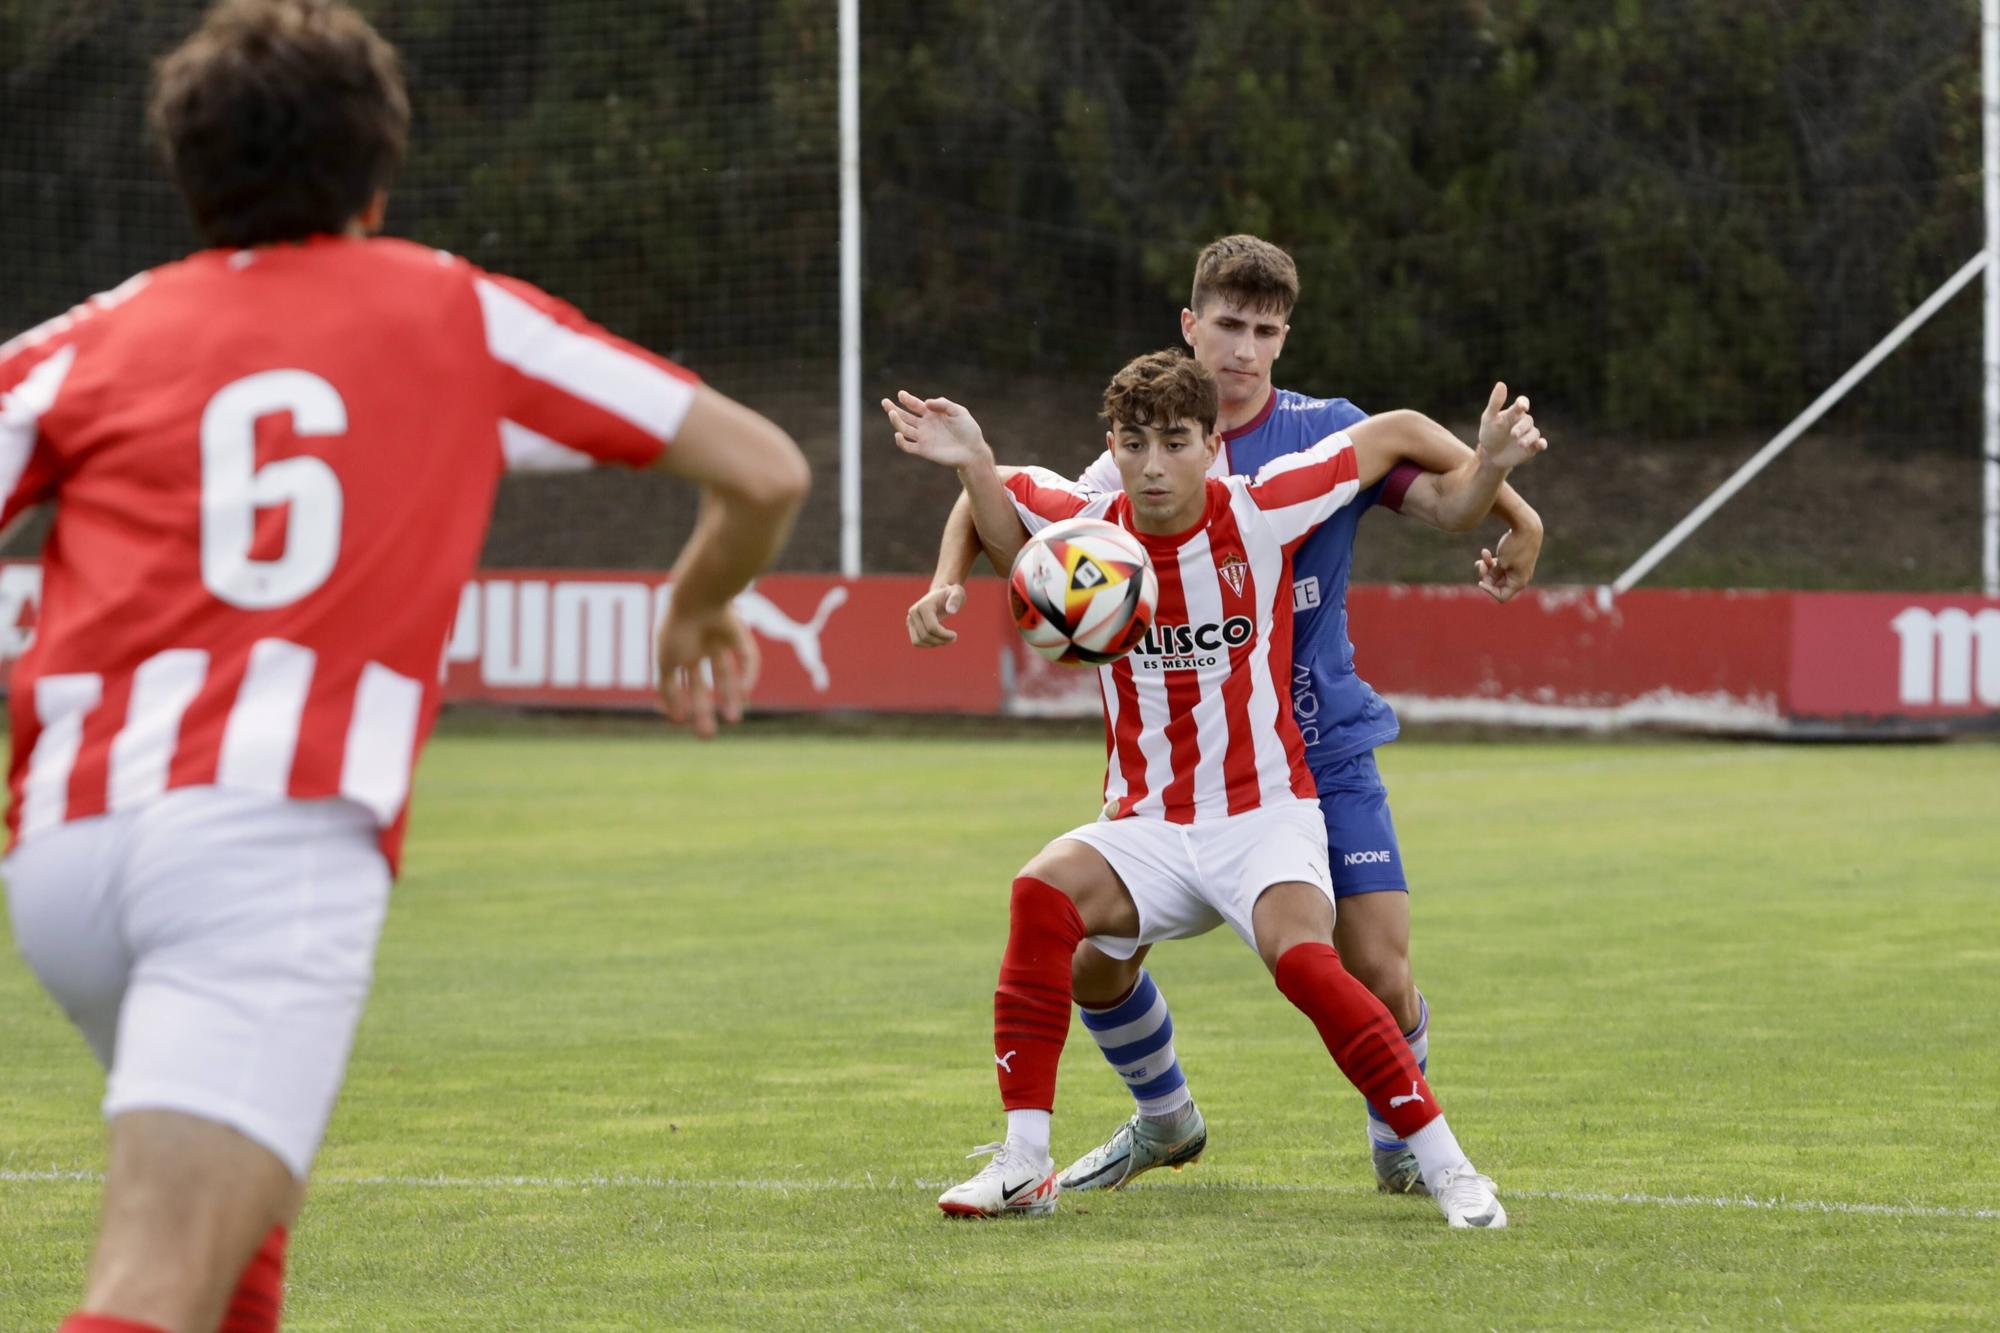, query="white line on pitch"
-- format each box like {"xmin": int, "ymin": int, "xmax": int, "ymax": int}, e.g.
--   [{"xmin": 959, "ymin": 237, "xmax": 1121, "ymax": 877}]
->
[{"xmin": 4, "ymin": 1168, "xmax": 1994, "ymax": 1221}]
